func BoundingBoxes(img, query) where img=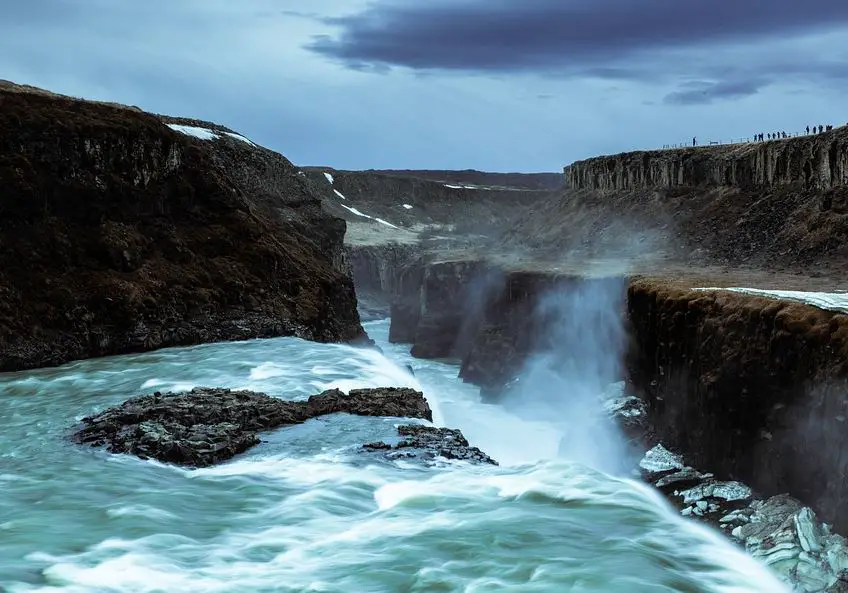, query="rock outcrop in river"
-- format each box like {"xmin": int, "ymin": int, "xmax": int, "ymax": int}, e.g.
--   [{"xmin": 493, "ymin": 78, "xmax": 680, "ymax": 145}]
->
[
  {"xmin": 0, "ymin": 81, "xmax": 364, "ymax": 372},
  {"xmin": 364, "ymin": 424, "xmax": 498, "ymax": 466},
  {"xmin": 73, "ymin": 386, "xmax": 434, "ymax": 467}
]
